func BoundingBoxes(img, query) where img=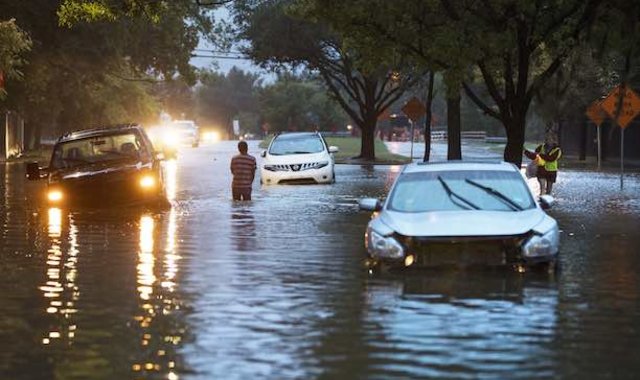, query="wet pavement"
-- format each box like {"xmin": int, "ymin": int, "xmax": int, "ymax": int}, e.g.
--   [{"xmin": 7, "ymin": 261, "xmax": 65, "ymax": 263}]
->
[{"xmin": 1, "ymin": 140, "xmax": 640, "ymax": 379}]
